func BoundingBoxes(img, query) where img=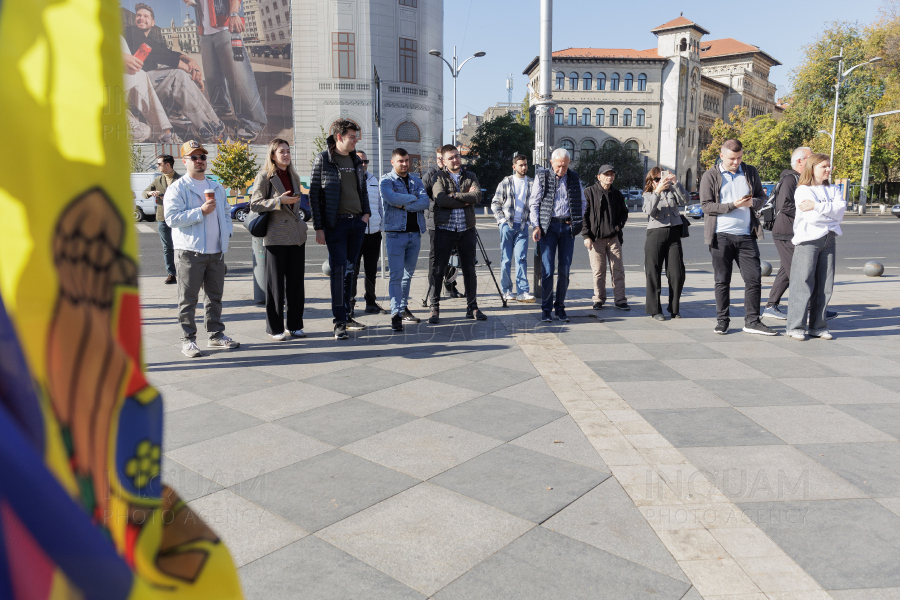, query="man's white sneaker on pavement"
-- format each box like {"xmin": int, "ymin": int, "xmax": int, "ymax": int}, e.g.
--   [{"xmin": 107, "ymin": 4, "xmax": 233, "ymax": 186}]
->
[
  {"xmin": 208, "ymin": 335, "xmax": 240, "ymax": 349},
  {"xmin": 503, "ymin": 291, "xmax": 515, "ymax": 301},
  {"xmin": 517, "ymin": 292, "xmax": 536, "ymax": 303},
  {"xmin": 269, "ymin": 332, "xmax": 287, "ymax": 341},
  {"xmin": 763, "ymin": 305, "xmax": 787, "ymax": 320},
  {"xmin": 182, "ymin": 340, "xmax": 203, "ymax": 358},
  {"xmin": 742, "ymin": 321, "xmax": 778, "ymax": 336},
  {"xmin": 787, "ymin": 330, "xmax": 807, "ymax": 341},
  {"xmin": 288, "ymin": 329, "xmax": 307, "ymax": 338},
  {"xmin": 810, "ymin": 329, "xmax": 834, "ymax": 340}
]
